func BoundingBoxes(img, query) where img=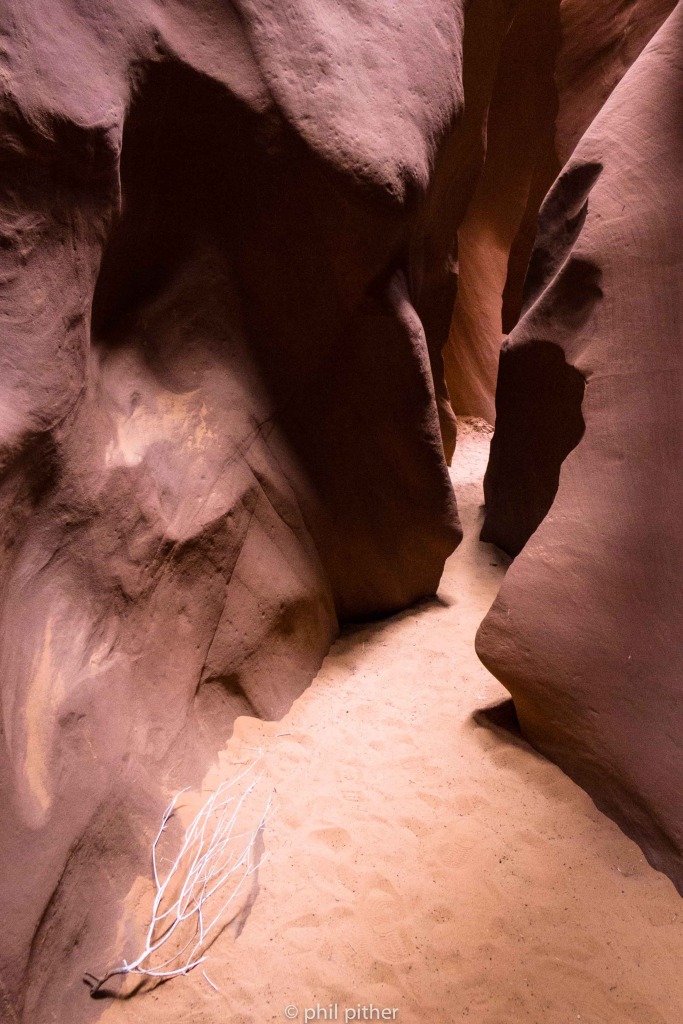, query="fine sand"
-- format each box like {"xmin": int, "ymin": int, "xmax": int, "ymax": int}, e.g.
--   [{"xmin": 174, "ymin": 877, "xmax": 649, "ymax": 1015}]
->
[{"xmin": 100, "ymin": 420, "xmax": 683, "ymax": 1024}]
